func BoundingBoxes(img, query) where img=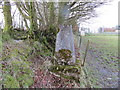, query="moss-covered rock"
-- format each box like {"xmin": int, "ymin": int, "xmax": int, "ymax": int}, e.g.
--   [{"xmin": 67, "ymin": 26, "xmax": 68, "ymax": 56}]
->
[
  {"xmin": 55, "ymin": 49, "xmax": 73, "ymax": 65},
  {"xmin": 49, "ymin": 64, "xmax": 81, "ymax": 83},
  {"xmin": 11, "ymin": 30, "xmax": 28, "ymax": 40}
]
